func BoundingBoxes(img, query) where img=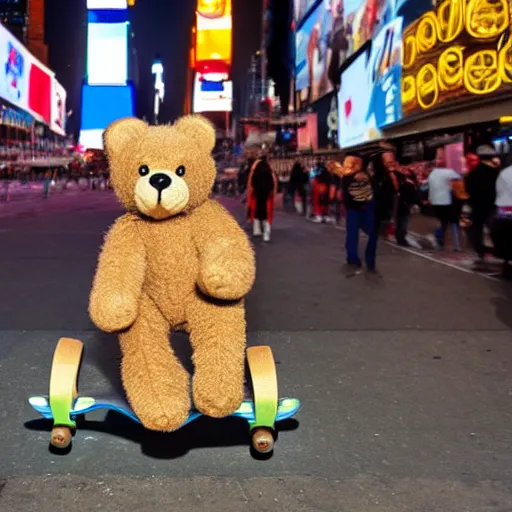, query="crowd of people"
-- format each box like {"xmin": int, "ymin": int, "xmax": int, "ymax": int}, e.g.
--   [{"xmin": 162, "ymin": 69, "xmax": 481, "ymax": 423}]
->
[
  {"xmin": 0, "ymin": 153, "xmax": 111, "ymax": 201},
  {"xmin": 235, "ymin": 142, "xmax": 512, "ymax": 278}
]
